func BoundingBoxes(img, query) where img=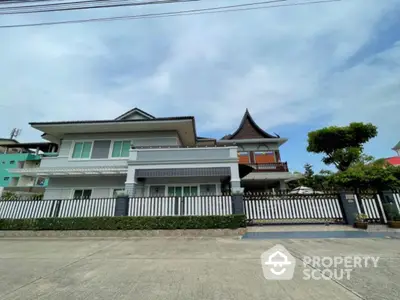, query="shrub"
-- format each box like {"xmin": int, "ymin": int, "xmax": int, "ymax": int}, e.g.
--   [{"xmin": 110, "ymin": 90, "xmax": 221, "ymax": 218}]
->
[
  {"xmin": 355, "ymin": 213, "xmax": 368, "ymax": 223},
  {"xmin": 0, "ymin": 215, "xmax": 246, "ymax": 231}
]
